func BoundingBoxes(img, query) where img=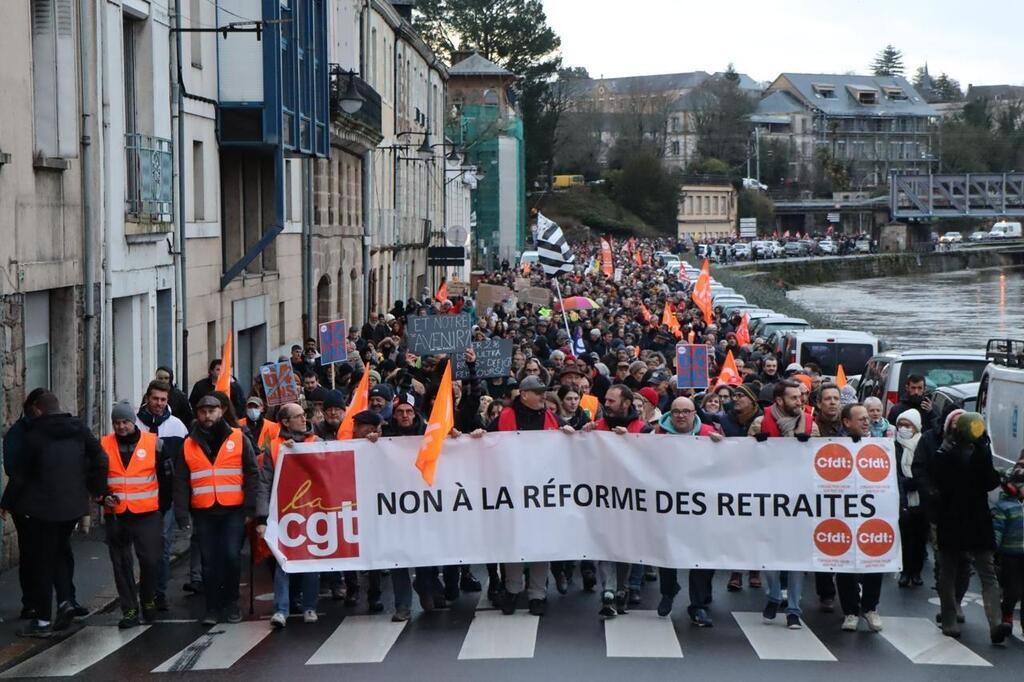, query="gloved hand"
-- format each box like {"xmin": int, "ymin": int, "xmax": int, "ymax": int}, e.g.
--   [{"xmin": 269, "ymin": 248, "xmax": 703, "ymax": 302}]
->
[
  {"xmin": 851, "ymin": 434, "xmax": 862, "ymax": 443},
  {"xmin": 796, "ymin": 433, "xmax": 810, "ymax": 443},
  {"xmin": 754, "ymin": 432, "xmax": 769, "ymax": 442}
]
